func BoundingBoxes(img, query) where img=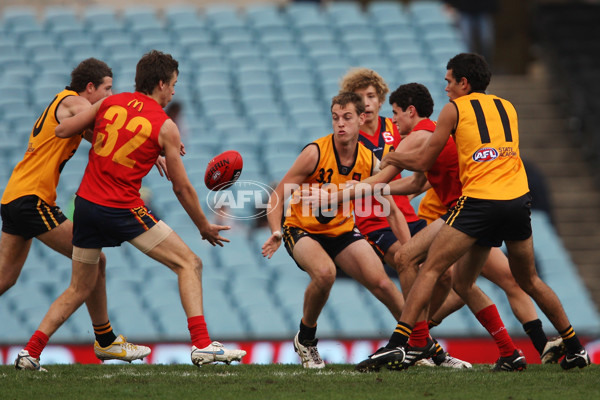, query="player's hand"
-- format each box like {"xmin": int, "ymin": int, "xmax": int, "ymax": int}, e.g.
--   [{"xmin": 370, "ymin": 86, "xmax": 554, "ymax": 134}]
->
[
  {"xmin": 200, "ymin": 224, "xmax": 231, "ymax": 247},
  {"xmin": 154, "ymin": 156, "xmax": 170, "ymax": 180},
  {"xmin": 261, "ymin": 232, "xmax": 282, "ymax": 259},
  {"xmin": 179, "ymin": 142, "xmax": 186, "ymax": 156}
]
